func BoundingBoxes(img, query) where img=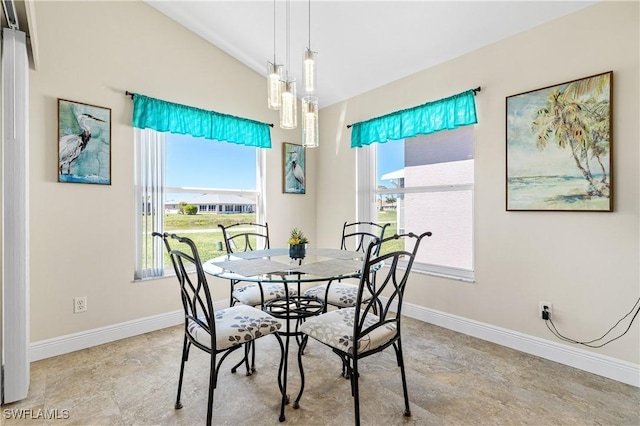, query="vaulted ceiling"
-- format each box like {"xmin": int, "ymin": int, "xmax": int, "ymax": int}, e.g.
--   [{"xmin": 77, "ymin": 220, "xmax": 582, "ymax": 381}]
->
[{"xmin": 147, "ymin": 1, "xmax": 597, "ymax": 108}]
